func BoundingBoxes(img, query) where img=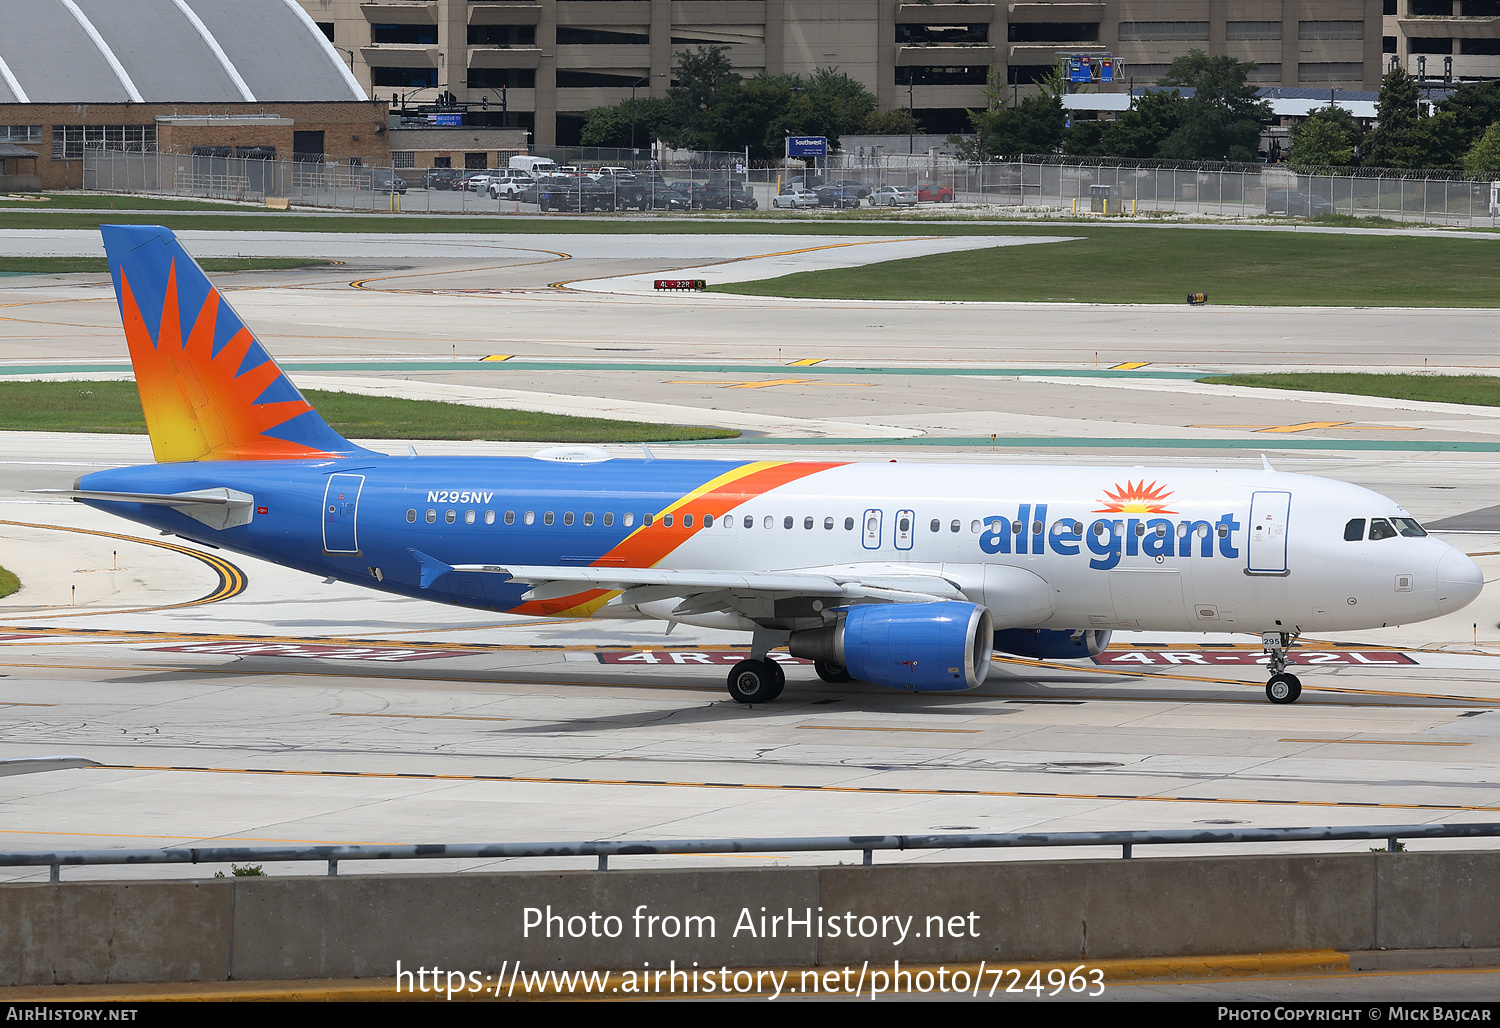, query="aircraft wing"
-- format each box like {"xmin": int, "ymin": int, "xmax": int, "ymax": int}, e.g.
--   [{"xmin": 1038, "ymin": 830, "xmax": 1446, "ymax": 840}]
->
[{"xmin": 447, "ymin": 563, "xmax": 966, "ymax": 605}]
